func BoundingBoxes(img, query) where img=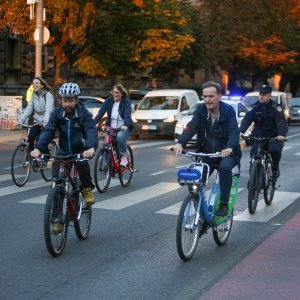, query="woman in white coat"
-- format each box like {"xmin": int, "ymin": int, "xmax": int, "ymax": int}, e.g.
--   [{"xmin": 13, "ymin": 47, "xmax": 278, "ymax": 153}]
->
[{"xmin": 19, "ymin": 77, "xmax": 55, "ymax": 152}]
